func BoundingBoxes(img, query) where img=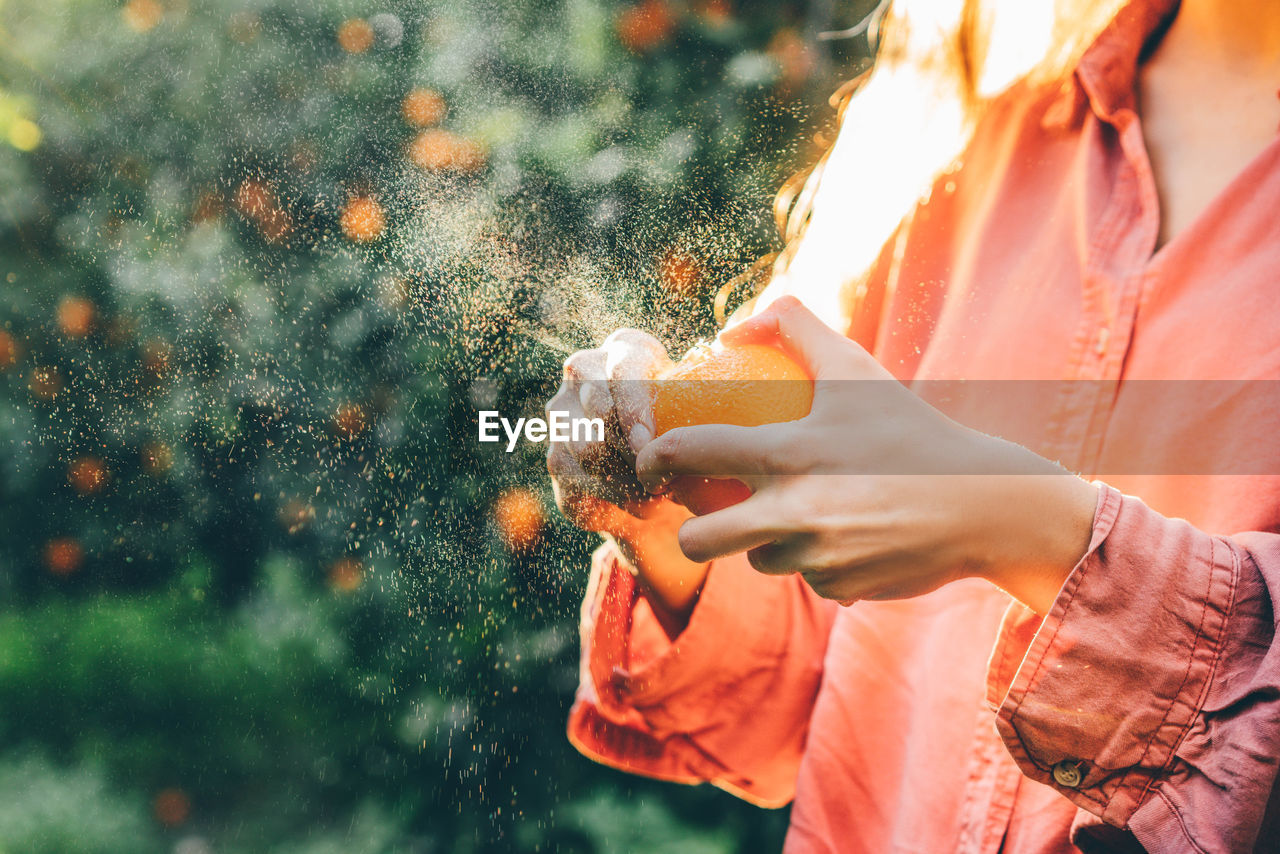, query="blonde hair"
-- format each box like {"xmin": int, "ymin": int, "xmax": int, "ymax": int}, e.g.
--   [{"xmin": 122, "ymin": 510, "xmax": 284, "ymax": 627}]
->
[{"xmin": 718, "ymin": 0, "xmax": 1128, "ymax": 329}]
